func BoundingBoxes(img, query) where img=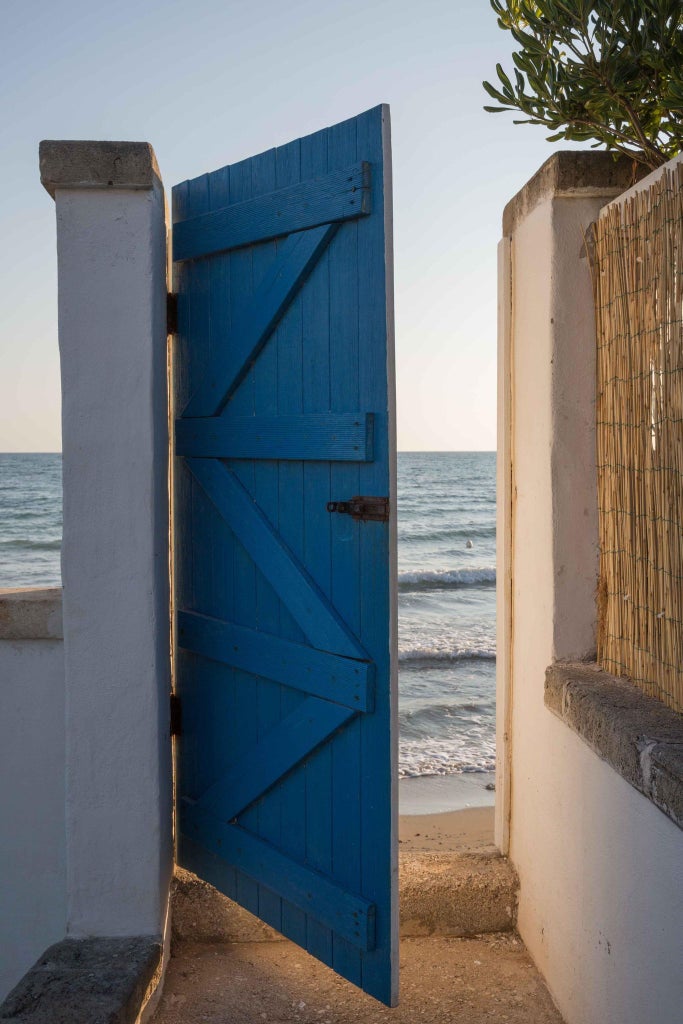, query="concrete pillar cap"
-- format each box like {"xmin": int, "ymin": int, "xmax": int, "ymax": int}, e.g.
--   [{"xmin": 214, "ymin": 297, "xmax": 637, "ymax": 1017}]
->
[{"xmin": 40, "ymin": 140, "xmax": 162, "ymax": 199}]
